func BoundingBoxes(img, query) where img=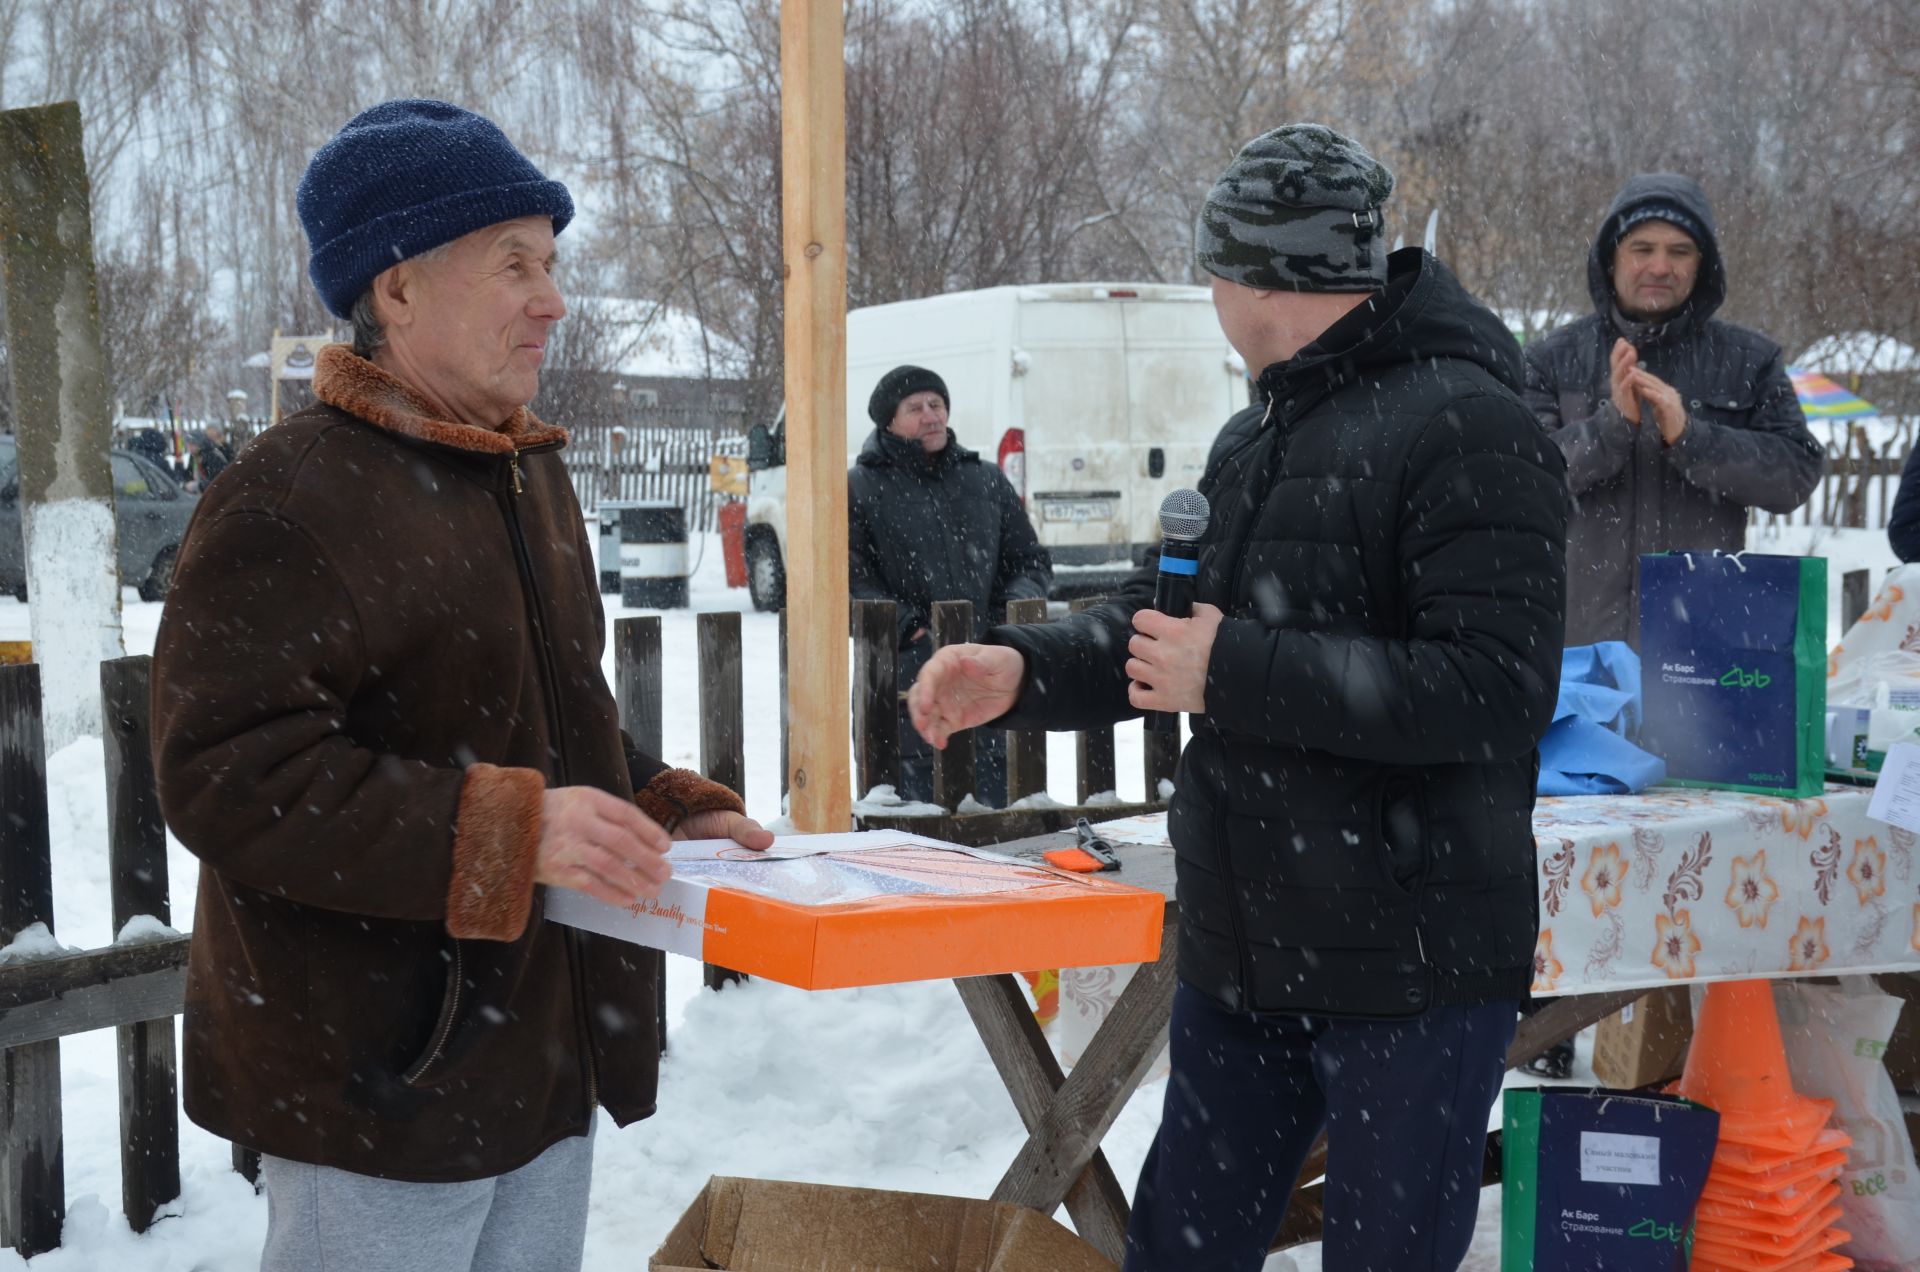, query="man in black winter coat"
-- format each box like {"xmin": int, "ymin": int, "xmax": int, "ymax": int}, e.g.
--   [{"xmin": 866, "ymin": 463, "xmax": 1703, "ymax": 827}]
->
[
  {"xmin": 1524, "ymin": 173, "xmax": 1822, "ymax": 647},
  {"xmin": 849, "ymin": 365, "xmax": 1050, "ymax": 806},
  {"xmin": 911, "ymin": 125, "xmax": 1568, "ymax": 1271}
]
